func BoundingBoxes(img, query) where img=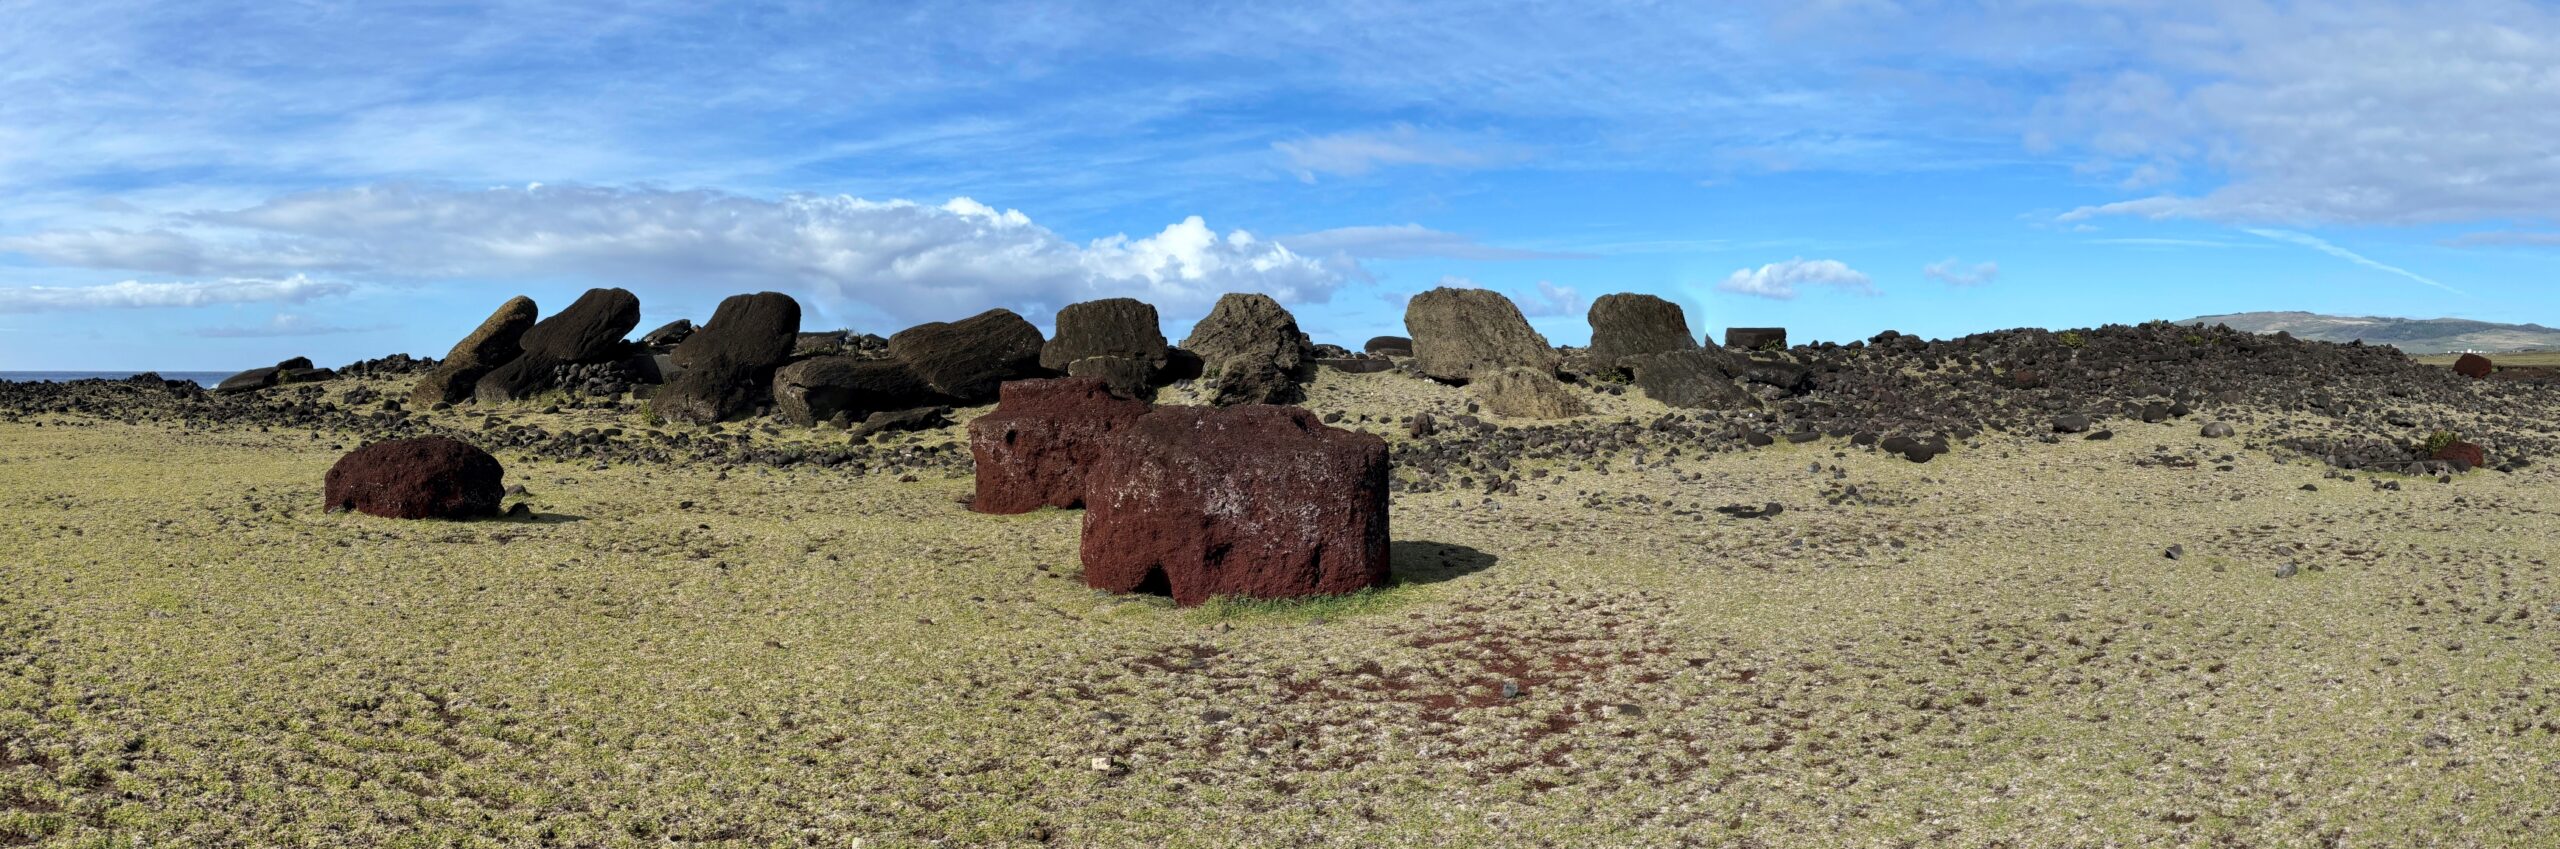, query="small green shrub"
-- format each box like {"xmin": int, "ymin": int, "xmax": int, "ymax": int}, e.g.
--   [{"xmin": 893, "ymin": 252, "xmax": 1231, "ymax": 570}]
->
[
  {"xmin": 1757, "ymin": 339, "xmax": 1786, "ymax": 353},
  {"xmin": 2058, "ymin": 331, "xmax": 2087, "ymax": 349},
  {"xmin": 2423, "ymin": 430, "xmax": 2458, "ymax": 454},
  {"xmin": 2182, "ymin": 333, "xmax": 2208, "ymax": 346}
]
